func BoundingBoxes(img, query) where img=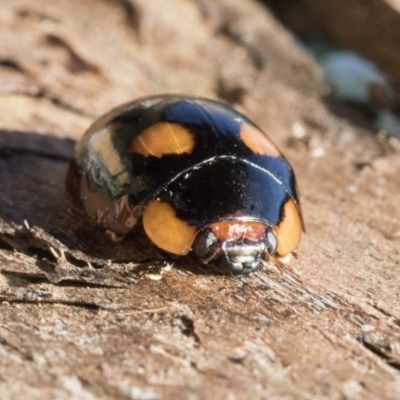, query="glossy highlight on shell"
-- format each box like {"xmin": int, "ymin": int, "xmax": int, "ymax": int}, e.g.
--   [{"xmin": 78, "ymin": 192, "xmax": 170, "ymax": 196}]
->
[{"xmin": 66, "ymin": 94, "xmax": 304, "ymax": 274}]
